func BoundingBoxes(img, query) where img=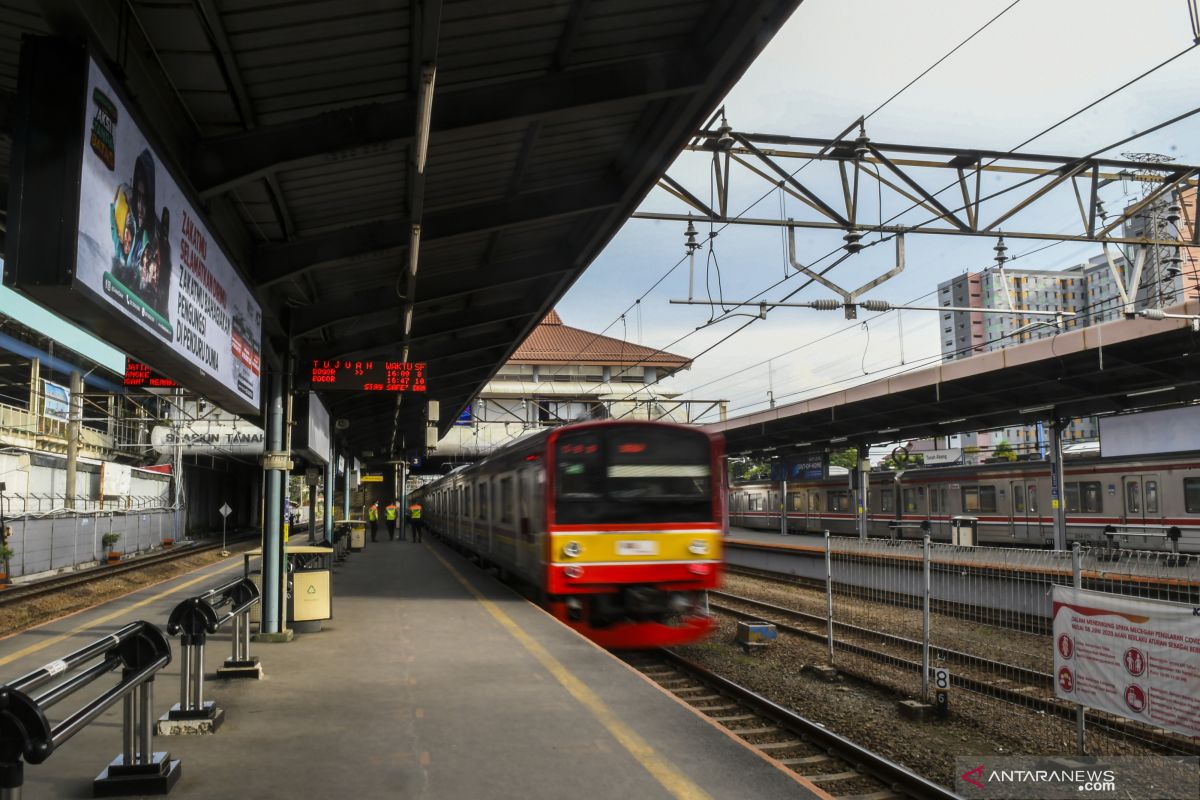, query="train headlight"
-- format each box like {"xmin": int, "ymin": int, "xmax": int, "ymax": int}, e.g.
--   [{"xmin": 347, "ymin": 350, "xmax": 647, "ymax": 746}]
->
[
  {"xmin": 688, "ymin": 539, "xmax": 709, "ymax": 555},
  {"xmin": 563, "ymin": 541, "xmax": 583, "ymax": 558},
  {"xmin": 564, "ymin": 566, "xmax": 584, "ymax": 579}
]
